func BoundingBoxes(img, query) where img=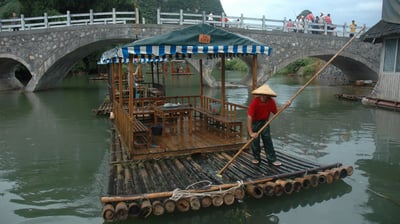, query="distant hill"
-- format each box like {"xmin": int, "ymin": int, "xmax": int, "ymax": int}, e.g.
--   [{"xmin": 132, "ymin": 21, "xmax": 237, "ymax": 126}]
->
[{"xmin": 0, "ymin": 0, "xmax": 224, "ymax": 23}]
